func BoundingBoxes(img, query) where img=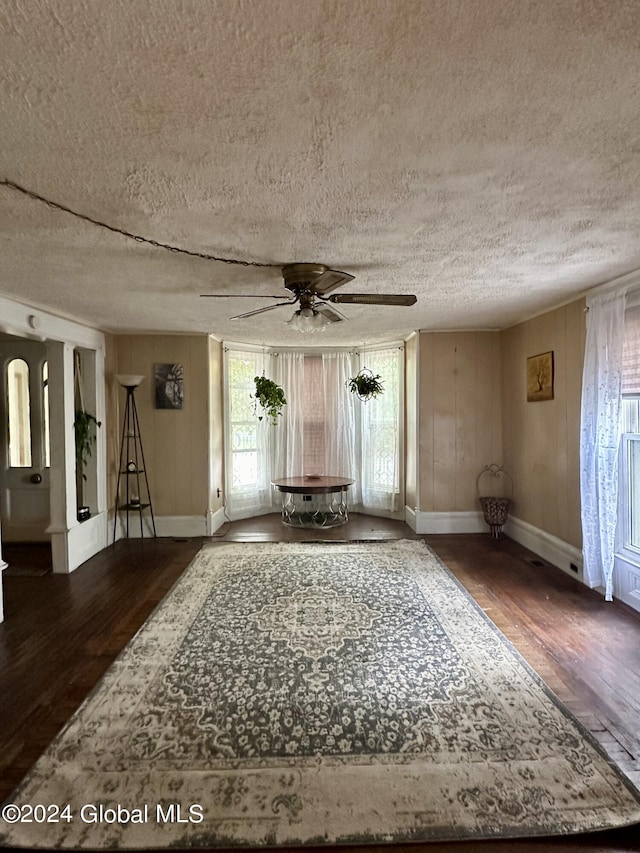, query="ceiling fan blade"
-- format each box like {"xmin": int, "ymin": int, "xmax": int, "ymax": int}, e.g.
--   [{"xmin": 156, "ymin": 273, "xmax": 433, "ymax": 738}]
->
[
  {"xmin": 230, "ymin": 301, "xmax": 296, "ymax": 319},
  {"xmin": 200, "ymin": 293, "xmax": 284, "ymax": 298},
  {"xmin": 311, "ymin": 269, "xmax": 355, "ymax": 295},
  {"xmin": 329, "ymin": 293, "xmax": 417, "ymax": 306},
  {"xmin": 316, "ymin": 304, "xmax": 347, "ymax": 323}
]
